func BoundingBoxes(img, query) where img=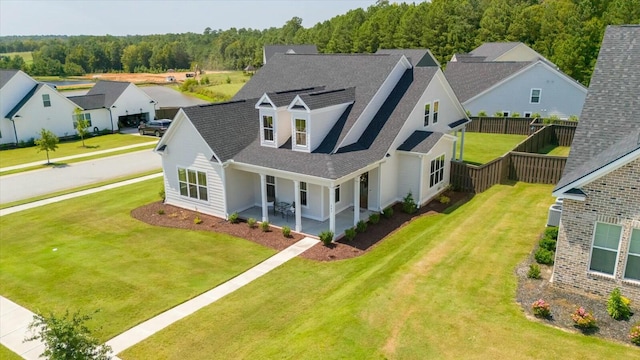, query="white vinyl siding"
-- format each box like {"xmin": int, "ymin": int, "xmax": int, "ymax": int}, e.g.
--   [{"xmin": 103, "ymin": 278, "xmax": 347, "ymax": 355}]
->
[
  {"xmin": 624, "ymin": 228, "xmax": 640, "ymax": 281},
  {"xmin": 589, "ymin": 222, "xmax": 622, "ymax": 276}
]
